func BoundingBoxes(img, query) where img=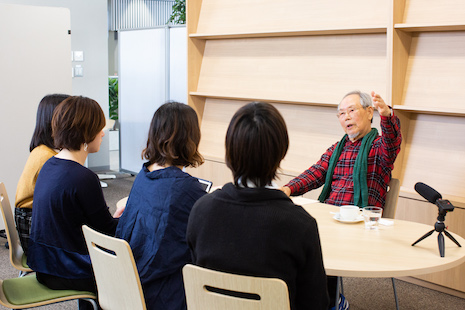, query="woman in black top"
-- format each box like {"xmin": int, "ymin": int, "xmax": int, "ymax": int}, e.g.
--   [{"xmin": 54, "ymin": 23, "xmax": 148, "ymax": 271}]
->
[{"xmin": 187, "ymin": 102, "xmax": 329, "ymax": 310}]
